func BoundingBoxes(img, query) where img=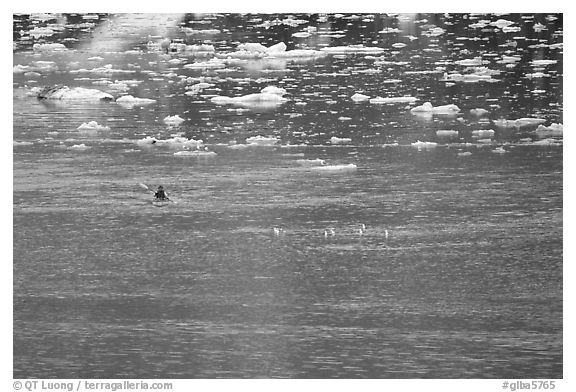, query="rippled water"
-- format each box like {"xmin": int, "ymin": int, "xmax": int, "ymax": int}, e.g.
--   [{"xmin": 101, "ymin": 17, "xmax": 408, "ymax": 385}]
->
[{"xmin": 13, "ymin": 13, "xmax": 562, "ymax": 379}]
